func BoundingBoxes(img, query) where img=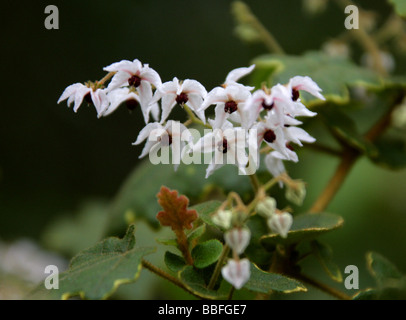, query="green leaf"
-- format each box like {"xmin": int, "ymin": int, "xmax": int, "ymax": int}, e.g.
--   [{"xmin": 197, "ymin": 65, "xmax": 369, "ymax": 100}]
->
[
  {"xmin": 315, "ymin": 103, "xmax": 377, "ymax": 155},
  {"xmin": 41, "ymin": 201, "xmax": 110, "ymax": 256},
  {"xmin": 109, "ymin": 160, "xmax": 250, "ymax": 229},
  {"xmin": 245, "ymin": 263, "xmax": 307, "ymax": 294},
  {"xmin": 179, "ymin": 266, "xmax": 228, "ymax": 299},
  {"xmin": 353, "ymin": 285, "xmax": 406, "ymax": 300},
  {"xmin": 245, "ymin": 215, "xmax": 273, "ymax": 266},
  {"xmin": 192, "ymin": 200, "xmax": 223, "ymax": 228},
  {"xmin": 311, "ymin": 240, "xmax": 343, "ymax": 283},
  {"xmin": 164, "ymin": 251, "xmax": 186, "ymax": 273},
  {"xmin": 192, "ymin": 240, "xmax": 223, "ymax": 269},
  {"xmin": 30, "ymin": 225, "xmax": 155, "ymax": 300},
  {"xmin": 188, "ymin": 224, "xmax": 206, "ymax": 243},
  {"xmin": 388, "ymin": 0, "xmax": 406, "ymax": 17},
  {"xmin": 260, "ymin": 213, "xmax": 344, "ymax": 249},
  {"xmin": 352, "ymin": 288, "xmax": 380, "ymax": 300},
  {"xmin": 155, "ymin": 237, "xmax": 178, "ymax": 246},
  {"xmin": 251, "ymin": 51, "xmax": 381, "ymax": 106},
  {"xmin": 369, "ymin": 134, "xmax": 406, "ymax": 170},
  {"xmin": 366, "ymin": 252, "xmax": 403, "ymax": 284}
]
